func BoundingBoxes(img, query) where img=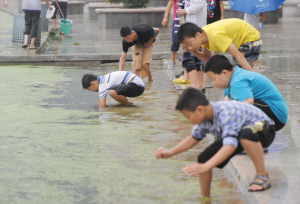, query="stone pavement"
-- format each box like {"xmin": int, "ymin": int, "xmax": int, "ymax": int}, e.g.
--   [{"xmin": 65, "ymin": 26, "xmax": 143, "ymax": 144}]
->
[{"xmin": 1, "ymin": 5, "xmax": 300, "ymax": 203}]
